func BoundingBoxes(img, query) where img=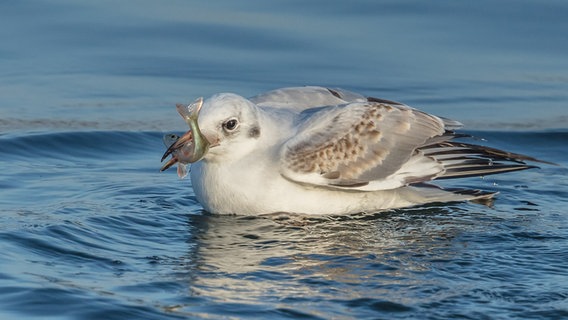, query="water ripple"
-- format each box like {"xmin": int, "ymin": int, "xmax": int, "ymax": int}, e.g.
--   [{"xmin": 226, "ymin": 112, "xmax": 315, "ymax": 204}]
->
[{"xmin": 0, "ymin": 129, "xmax": 567, "ymax": 319}]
